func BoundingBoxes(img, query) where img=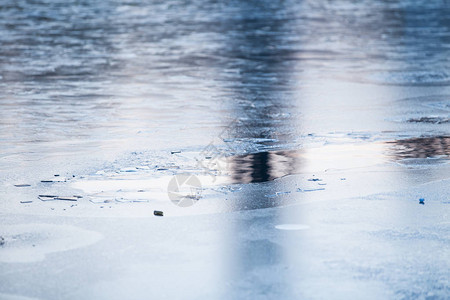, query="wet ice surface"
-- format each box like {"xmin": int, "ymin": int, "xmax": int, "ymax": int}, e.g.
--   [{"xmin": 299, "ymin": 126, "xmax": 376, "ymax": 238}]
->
[{"xmin": 1, "ymin": 0, "xmax": 450, "ymax": 299}]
